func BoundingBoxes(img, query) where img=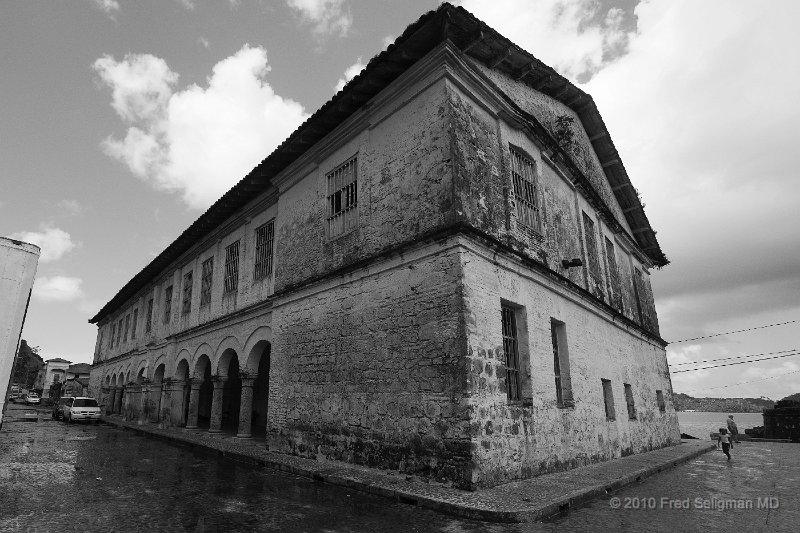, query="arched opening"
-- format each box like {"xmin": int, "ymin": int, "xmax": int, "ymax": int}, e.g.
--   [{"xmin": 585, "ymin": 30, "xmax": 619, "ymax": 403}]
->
[
  {"xmin": 152, "ymin": 363, "xmax": 165, "ymax": 421},
  {"xmin": 195, "ymin": 354, "xmax": 213, "ymax": 429},
  {"xmin": 216, "ymin": 349, "xmax": 241, "ymax": 434},
  {"xmin": 175, "ymin": 359, "xmax": 190, "ymax": 426},
  {"xmin": 246, "ymin": 341, "xmax": 271, "ymax": 439}
]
